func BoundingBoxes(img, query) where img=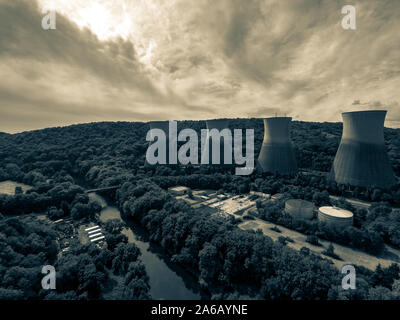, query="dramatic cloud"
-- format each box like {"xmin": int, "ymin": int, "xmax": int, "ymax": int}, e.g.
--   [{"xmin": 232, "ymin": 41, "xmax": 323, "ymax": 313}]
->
[{"xmin": 0, "ymin": 0, "xmax": 399, "ymax": 132}]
